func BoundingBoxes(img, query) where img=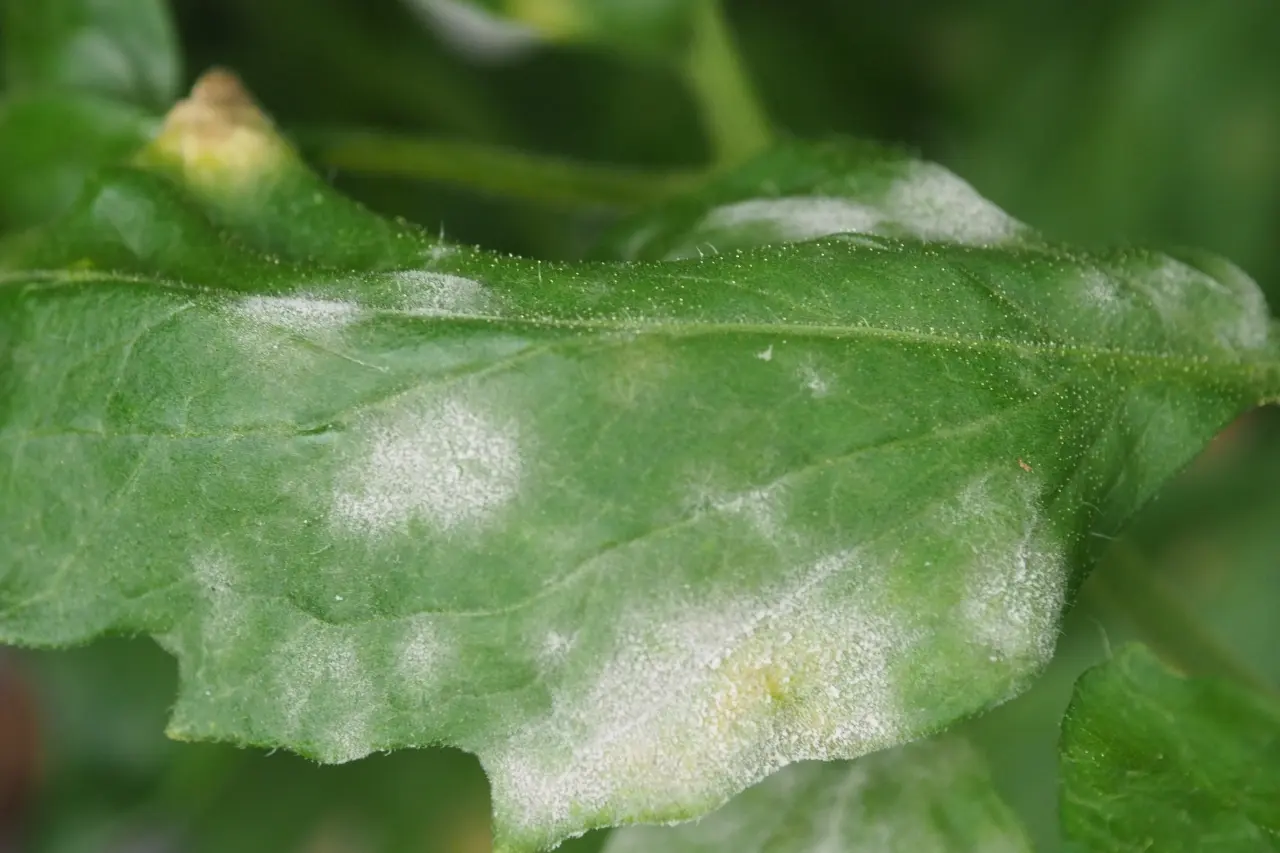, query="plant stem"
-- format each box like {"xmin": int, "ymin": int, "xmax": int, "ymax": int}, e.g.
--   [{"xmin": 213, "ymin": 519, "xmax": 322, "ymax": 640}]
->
[
  {"xmin": 300, "ymin": 130, "xmax": 706, "ymax": 209},
  {"xmin": 682, "ymin": 0, "xmax": 773, "ymax": 165},
  {"xmin": 1088, "ymin": 542, "xmax": 1278, "ymax": 698}
]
